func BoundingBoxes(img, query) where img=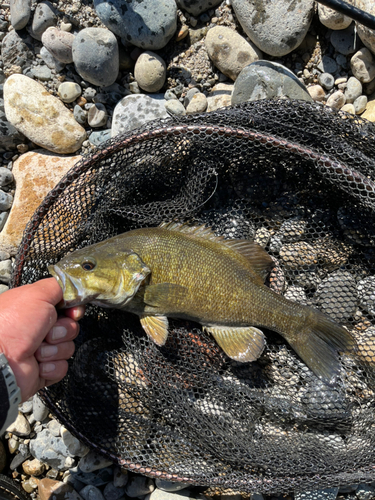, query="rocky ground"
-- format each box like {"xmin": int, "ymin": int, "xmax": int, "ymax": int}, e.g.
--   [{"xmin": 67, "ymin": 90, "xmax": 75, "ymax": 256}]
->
[{"xmin": 0, "ymin": 1, "xmax": 375, "ymax": 500}]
